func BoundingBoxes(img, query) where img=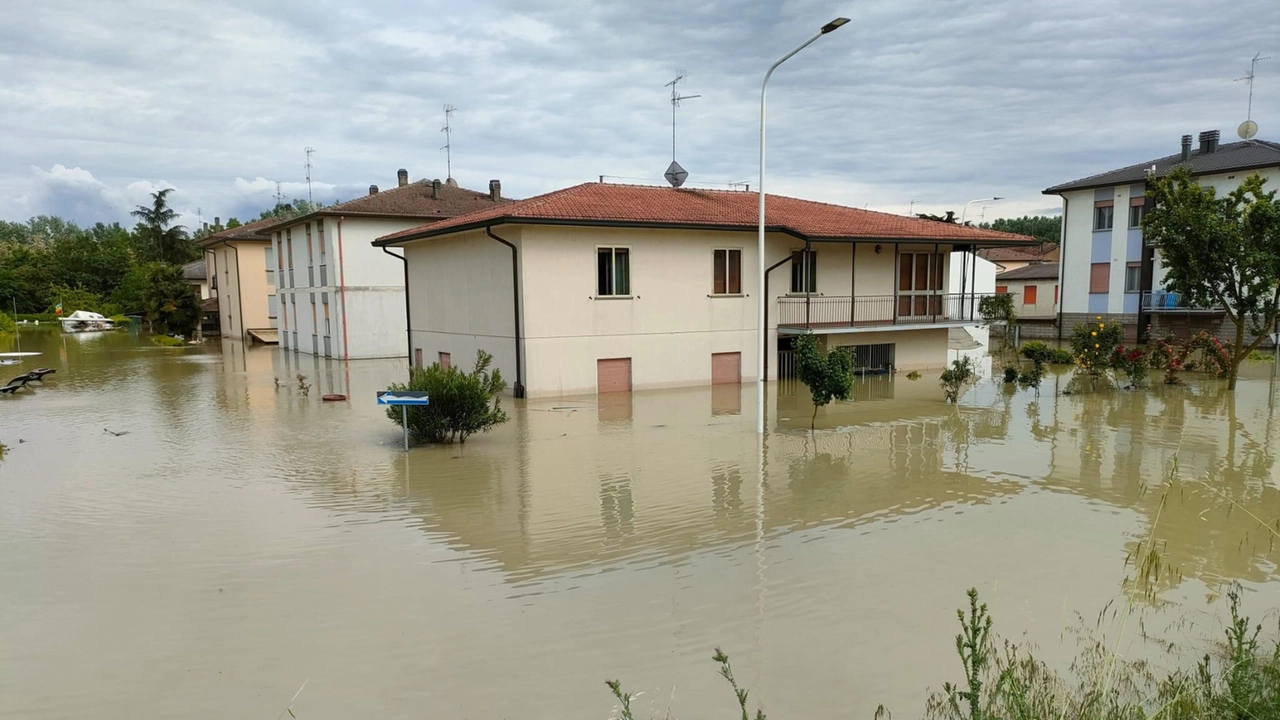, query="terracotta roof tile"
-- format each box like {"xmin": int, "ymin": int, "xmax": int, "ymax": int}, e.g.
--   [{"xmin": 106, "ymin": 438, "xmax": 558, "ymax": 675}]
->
[
  {"xmin": 996, "ymin": 263, "xmax": 1059, "ymax": 281},
  {"xmin": 375, "ymin": 183, "xmax": 1036, "ymax": 246},
  {"xmin": 254, "ymin": 180, "xmax": 510, "ymax": 236},
  {"xmin": 197, "ymin": 216, "xmax": 281, "ymax": 246},
  {"xmin": 978, "ymin": 244, "xmax": 1057, "ymax": 263}
]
